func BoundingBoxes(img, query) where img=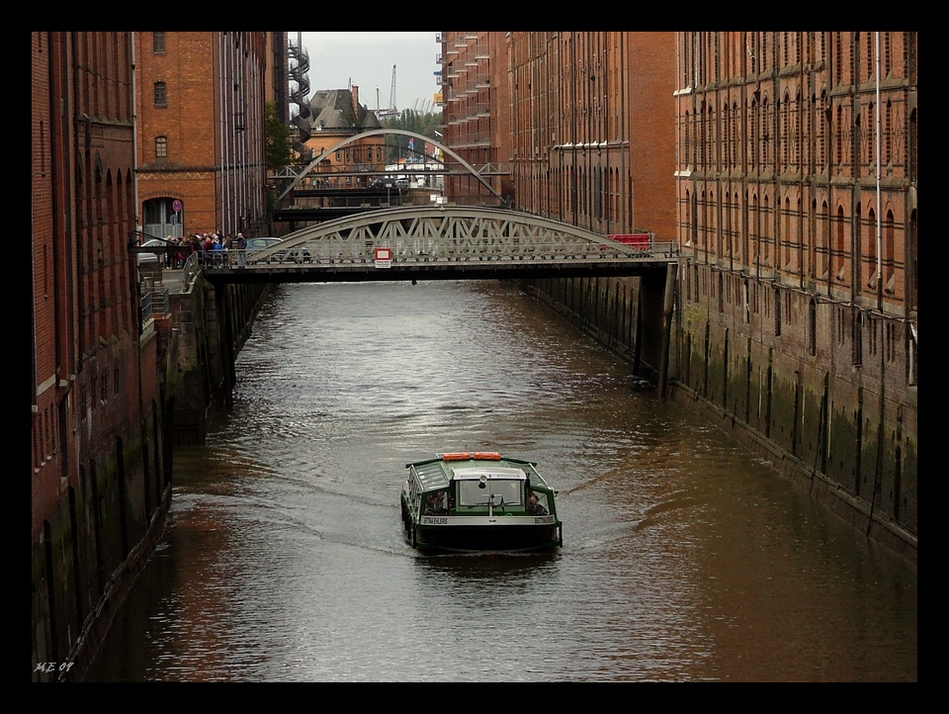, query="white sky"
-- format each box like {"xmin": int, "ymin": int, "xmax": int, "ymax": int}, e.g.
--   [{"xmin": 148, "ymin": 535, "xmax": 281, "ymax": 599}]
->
[{"xmin": 294, "ymin": 32, "xmax": 442, "ymax": 114}]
